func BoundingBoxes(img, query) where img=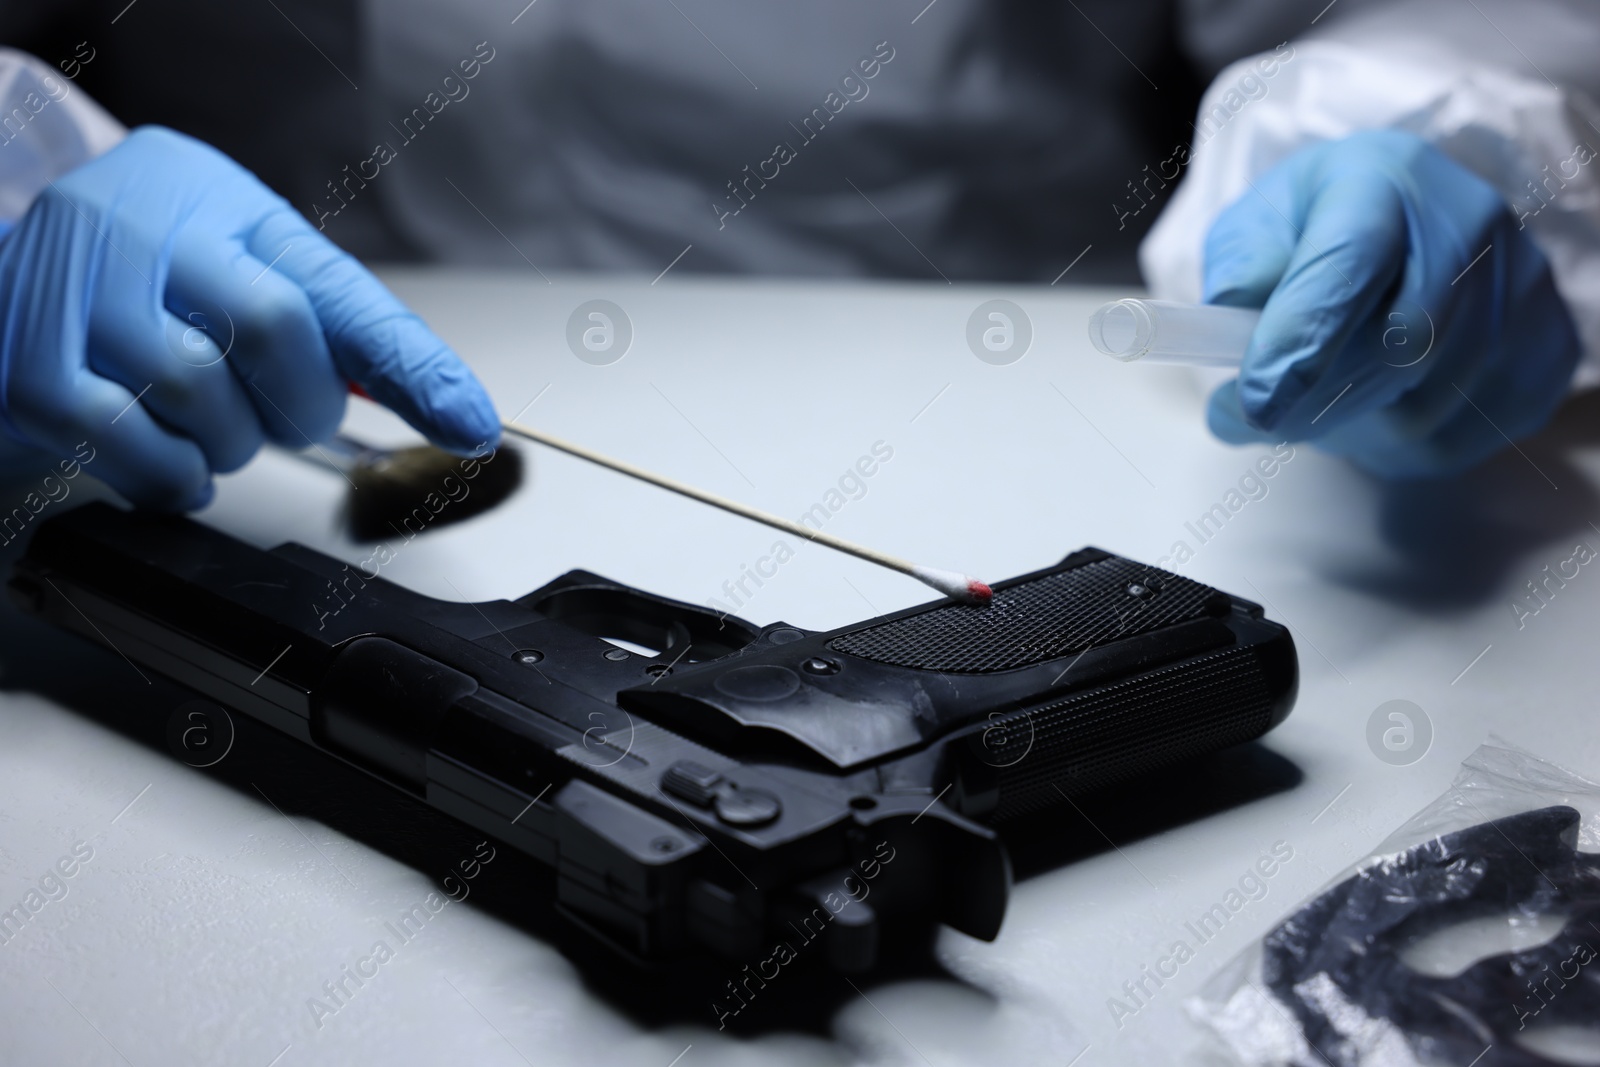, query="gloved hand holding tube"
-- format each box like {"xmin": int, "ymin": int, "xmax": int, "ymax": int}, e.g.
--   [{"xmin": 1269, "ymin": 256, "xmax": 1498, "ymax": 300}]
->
[
  {"xmin": 0, "ymin": 126, "xmax": 501, "ymax": 510},
  {"xmin": 1191, "ymin": 128, "xmax": 1582, "ymax": 479}
]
